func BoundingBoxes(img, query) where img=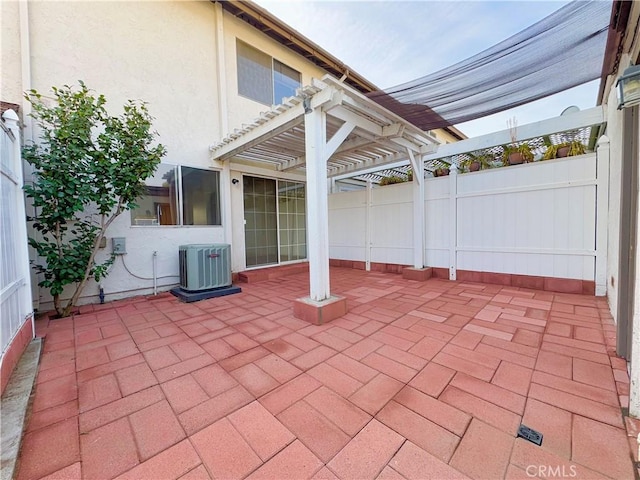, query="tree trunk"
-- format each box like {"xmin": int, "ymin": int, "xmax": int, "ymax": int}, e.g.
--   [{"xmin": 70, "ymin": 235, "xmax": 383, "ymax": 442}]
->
[
  {"xmin": 53, "ymin": 294, "xmax": 64, "ymax": 317},
  {"xmin": 61, "ymin": 302, "xmax": 75, "ymax": 318},
  {"xmin": 67, "ymin": 231, "xmax": 105, "ymax": 315},
  {"xmin": 66, "ymin": 208, "xmax": 121, "ymax": 314}
]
